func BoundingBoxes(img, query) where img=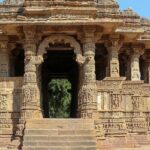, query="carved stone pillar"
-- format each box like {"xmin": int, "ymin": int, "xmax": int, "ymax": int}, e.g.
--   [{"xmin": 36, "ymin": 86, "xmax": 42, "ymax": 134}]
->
[
  {"xmin": 105, "ymin": 35, "xmax": 123, "ymax": 78},
  {"xmin": 131, "ymin": 44, "xmax": 144, "ymax": 81},
  {"xmin": 0, "ymin": 36, "xmax": 9, "ymax": 77},
  {"xmin": 78, "ymin": 28, "xmax": 97, "ymax": 119},
  {"xmin": 21, "ymin": 26, "xmax": 43, "ymax": 119}
]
